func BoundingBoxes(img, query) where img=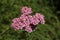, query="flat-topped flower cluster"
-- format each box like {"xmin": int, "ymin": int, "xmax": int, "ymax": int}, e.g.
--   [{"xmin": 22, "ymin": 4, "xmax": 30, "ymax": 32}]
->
[{"xmin": 12, "ymin": 6, "xmax": 45, "ymax": 33}]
